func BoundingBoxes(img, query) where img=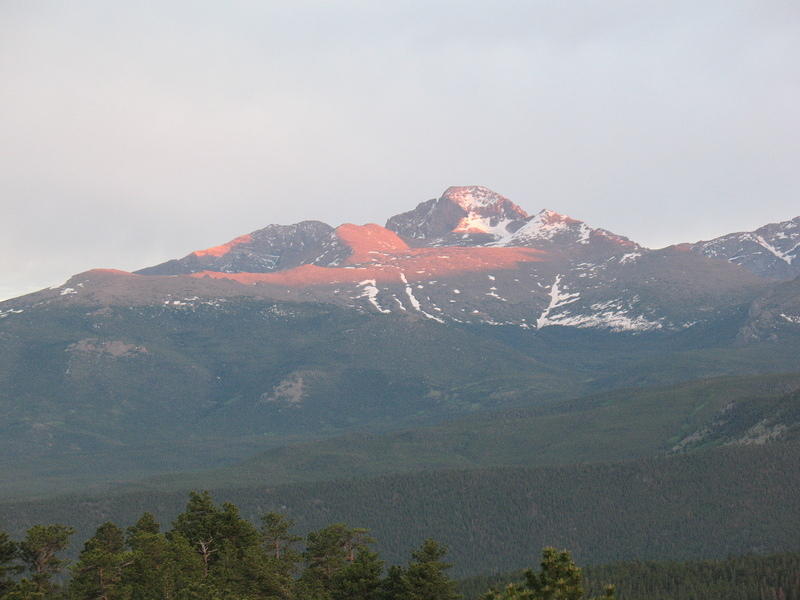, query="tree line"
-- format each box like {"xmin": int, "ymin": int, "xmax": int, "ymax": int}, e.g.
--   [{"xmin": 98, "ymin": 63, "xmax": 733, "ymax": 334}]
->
[{"xmin": 0, "ymin": 491, "xmax": 611, "ymax": 600}]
